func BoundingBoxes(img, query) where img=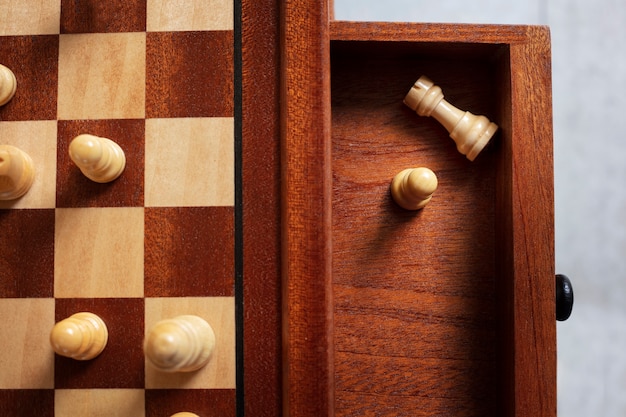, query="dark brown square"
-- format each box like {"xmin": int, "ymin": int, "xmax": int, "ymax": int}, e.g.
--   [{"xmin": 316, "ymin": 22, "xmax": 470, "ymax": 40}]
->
[
  {"xmin": 0, "ymin": 36, "xmax": 58, "ymax": 121},
  {"xmin": 0, "ymin": 390, "xmax": 54, "ymax": 416},
  {"xmin": 146, "ymin": 31, "xmax": 234, "ymax": 118},
  {"xmin": 0, "ymin": 209, "xmax": 55, "ymax": 298},
  {"xmin": 145, "ymin": 389, "xmax": 236, "ymax": 417},
  {"xmin": 60, "ymin": 0, "xmax": 147, "ymax": 33},
  {"xmin": 54, "ymin": 298, "xmax": 145, "ymax": 389},
  {"xmin": 144, "ymin": 207, "xmax": 234, "ymax": 297},
  {"xmin": 56, "ymin": 119, "xmax": 144, "ymax": 208}
]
